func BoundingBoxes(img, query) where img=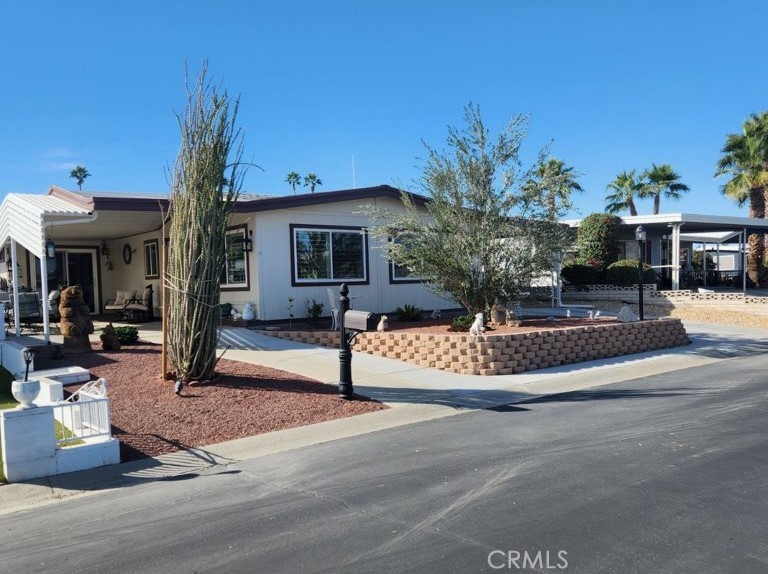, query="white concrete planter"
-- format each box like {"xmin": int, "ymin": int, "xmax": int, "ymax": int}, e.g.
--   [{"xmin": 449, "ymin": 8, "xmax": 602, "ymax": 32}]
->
[{"xmin": 11, "ymin": 379, "xmax": 40, "ymax": 409}]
